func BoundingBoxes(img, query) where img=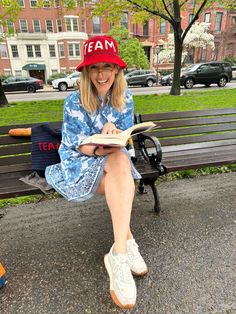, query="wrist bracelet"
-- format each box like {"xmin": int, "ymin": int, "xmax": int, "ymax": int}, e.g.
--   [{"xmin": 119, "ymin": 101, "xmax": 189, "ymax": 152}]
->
[{"xmin": 93, "ymin": 146, "xmax": 99, "ymax": 157}]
